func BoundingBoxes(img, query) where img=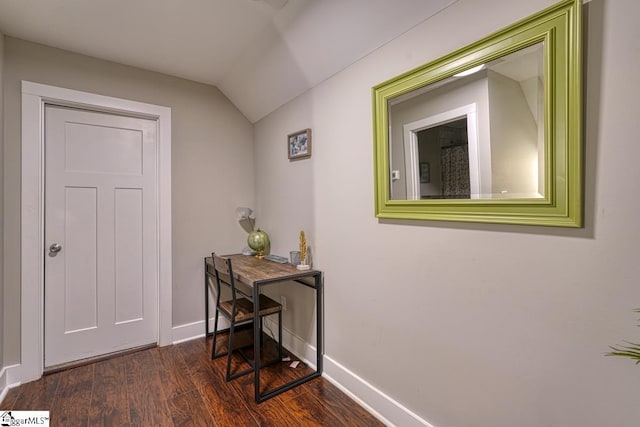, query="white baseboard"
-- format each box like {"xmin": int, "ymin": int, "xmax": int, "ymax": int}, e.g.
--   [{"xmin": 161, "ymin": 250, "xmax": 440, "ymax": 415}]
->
[
  {"xmin": 171, "ymin": 316, "xmax": 316, "ymax": 365},
  {"xmin": 0, "ymin": 365, "xmax": 22, "ymax": 406},
  {"xmin": 0, "ymin": 366, "xmax": 7, "ymax": 404},
  {"xmin": 170, "ymin": 316, "xmax": 313, "ymax": 366},
  {"xmin": 263, "ymin": 320, "xmax": 433, "ymax": 426},
  {"xmin": 323, "ymin": 356, "xmax": 435, "ymax": 427},
  {"xmin": 171, "ymin": 318, "xmax": 433, "ymax": 427},
  {"xmin": 171, "ymin": 317, "xmax": 231, "ymax": 344},
  {"xmin": 263, "ymin": 318, "xmax": 317, "ymax": 370}
]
